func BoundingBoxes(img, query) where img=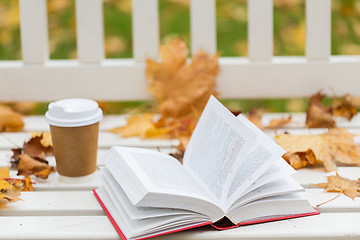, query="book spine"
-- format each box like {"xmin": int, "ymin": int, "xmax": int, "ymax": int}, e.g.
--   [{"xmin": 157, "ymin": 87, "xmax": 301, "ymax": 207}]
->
[
  {"xmin": 211, "ymin": 208, "xmax": 320, "ymax": 230},
  {"xmin": 93, "ymin": 189, "xmax": 128, "ymax": 240}
]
